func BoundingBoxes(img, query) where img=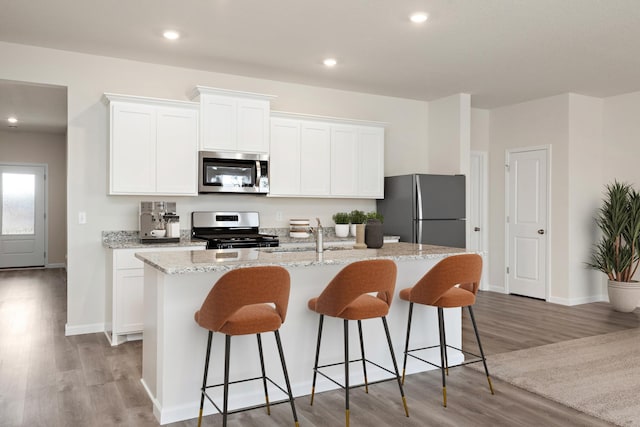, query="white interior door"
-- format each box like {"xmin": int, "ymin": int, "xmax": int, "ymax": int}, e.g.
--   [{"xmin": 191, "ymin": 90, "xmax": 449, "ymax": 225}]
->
[
  {"xmin": 0, "ymin": 164, "xmax": 46, "ymax": 268},
  {"xmin": 470, "ymin": 151, "xmax": 488, "ymax": 289},
  {"xmin": 506, "ymin": 148, "xmax": 548, "ymax": 299}
]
